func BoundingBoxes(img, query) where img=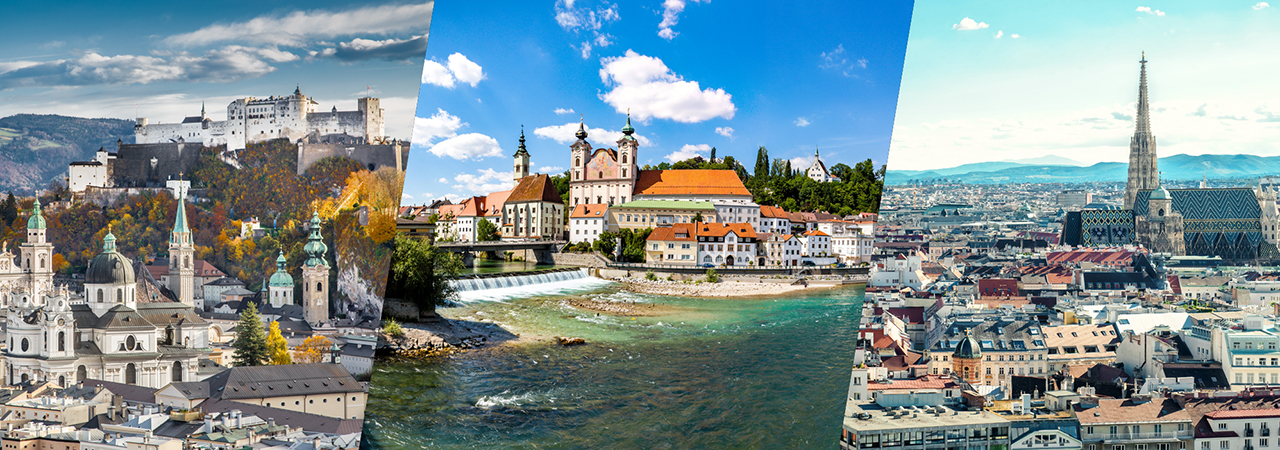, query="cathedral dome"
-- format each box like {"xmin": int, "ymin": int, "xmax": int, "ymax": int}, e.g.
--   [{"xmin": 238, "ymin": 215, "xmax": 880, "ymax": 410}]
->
[
  {"xmin": 952, "ymin": 329, "xmax": 981, "ymax": 359},
  {"xmin": 269, "ymin": 252, "xmax": 294, "ymax": 287},
  {"xmin": 86, "ymin": 231, "xmax": 135, "ymax": 285},
  {"xmin": 27, "ymin": 199, "xmax": 45, "ymax": 230}
]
